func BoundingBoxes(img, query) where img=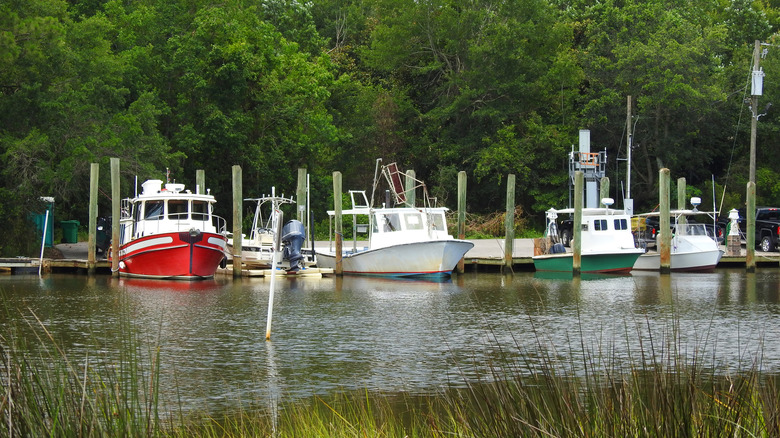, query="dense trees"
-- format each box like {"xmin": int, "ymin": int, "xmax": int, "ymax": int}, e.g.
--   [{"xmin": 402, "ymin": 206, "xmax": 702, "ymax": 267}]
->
[{"xmin": 2, "ymin": 0, "xmax": 780, "ymax": 254}]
